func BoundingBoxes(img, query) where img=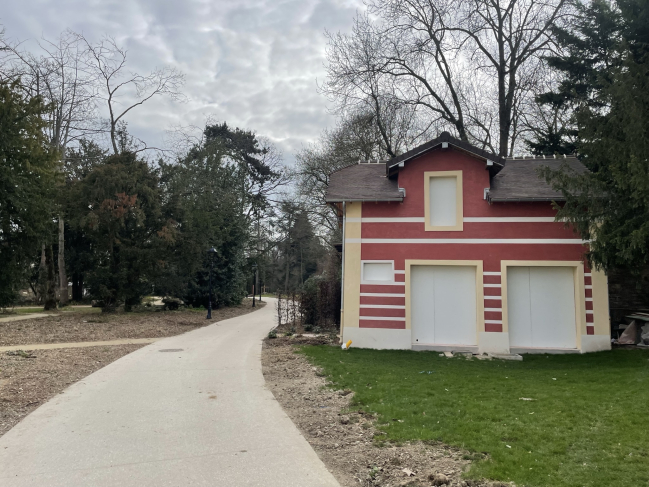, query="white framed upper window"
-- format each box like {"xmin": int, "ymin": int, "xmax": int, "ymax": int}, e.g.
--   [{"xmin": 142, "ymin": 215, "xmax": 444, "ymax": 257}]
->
[
  {"xmin": 361, "ymin": 261, "xmax": 394, "ymax": 283},
  {"xmin": 424, "ymin": 171, "xmax": 463, "ymax": 231}
]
